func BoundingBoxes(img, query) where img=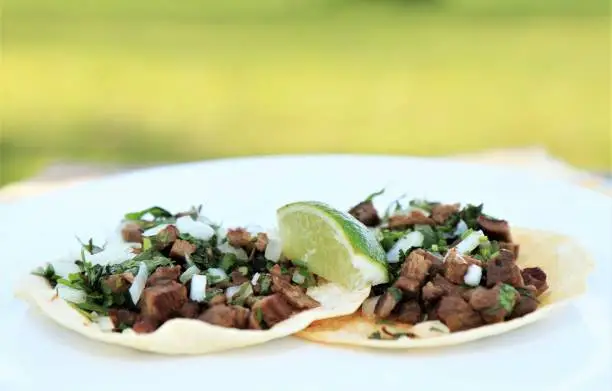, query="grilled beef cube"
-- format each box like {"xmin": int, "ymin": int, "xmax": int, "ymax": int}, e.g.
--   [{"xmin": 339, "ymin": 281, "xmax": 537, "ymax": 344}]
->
[
  {"xmin": 486, "ymin": 250, "xmax": 524, "ymax": 288},
  {"xmin": 177, "ymin": 301, "xmax": 201, "ymax": 319},
  {"xmin": 269, "ymin": 264, "xmax": 291, "ymax": 283},
  {"xmin": 521, "ymin": 267, "xmax": 548, "ymax": 296},
  {"xmin": 396, "ymin": 300, "xmax": 422, "ymax": 324},
  {"xmin": 132, "ymin": 316, "xmax": 160, "ymax": 334},
  {"xmin": 248, "ymin": 306, "xmax": 264, "ymax": 330},
  {"xmin": 103, "ymin": 273, "xmax": 133, "ymax": 294},
  {"xmin": 348, "ymin": 200, "xmax": 381, "ymax": 227},
  {"xmin": 477, "ymin": 215, "xmax": 512, "ymax": 242},
  {"xmin": 254, "ymin": 233, "xmax": 269, "ymax": 252},
  {"xmin": 412, "ymin": 249, "xmax": 444, "ymax": 277},
  {"xmin": 426, "ymin": 306, "xmax": 439, "ymax": 321},
  {"xmin": 433, "ymin": 274, "xmax": 468, "ymax": 297},
  {"xmin": 121, "ymin": 223, "xmax": 143, "ymax": 243},
  {"xmin": 431, "ymin": 203, "xmax": 460, "ymax": 224},
  {"xmin": 155, "ymin": 225, "xmax": 179, "ymax": 249},
  {"xmin": 509, "ymin": 285, "xmax": 539, "ymax": 319},
  {"xmin": 499, "ymin": 242, "xmax": 520, "ymax": 258},
  {"xmin": 169, "ymin": 239, "xmax": 196, "ymax": 261},
  {"xmin": 208, "ymin": 294, "xmax": 227, "ymax": 306},
  {"xmin": 199, "ymin": 305, "xmax": 250, "ymax": 329},
  {"xmin": 140, "ymin": 281, "xmax": 188, "ymax": 321},
  {"xmin": 469, "ymin": 283, "xmax": 519, "ymax": 324},
  {"xmin": 443, "ymin": 250, "xmax": 482, "ymax": 285},
  {"xmin": 461, "ymin": 288, "xmax": 477, "ymax": 302},
  {"xmin": 387, "ymin": 211, "xmax": 435, "ymax": 229},
  {"xmin": 271, "ymin": 274, "xmax": 320, "ymax": 309},
  {"xmin": 374, "ymin": 288, "xmax": 402, "ymax": 318},
  {"xmin": 109, "ymin": 309, "xmax": 137, "ymax": 329},
  {"xmin": 230, "ymin": 270, "xmax": 250, "ymax": 285},
  {"xmin": 394, "ymin": 250, "xmax": 433, "ymax": 296},
  {"xmin": 436, "ymin": 296, "xmax": 483, "ymax": 331},
  {"xmin": 227, "ymin": 228, "xmax": 252, "ymax": 248},
  {"xmin": 251, "ymin": 293, "xmax": 295, "ymax": 327},
  {"xmin": 422, "ymin": 281, "xmax": 446, "ymax": 303},
  {"xmin": 147, "ymin": 265, "xmax": 182, "ymax": 286}
]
